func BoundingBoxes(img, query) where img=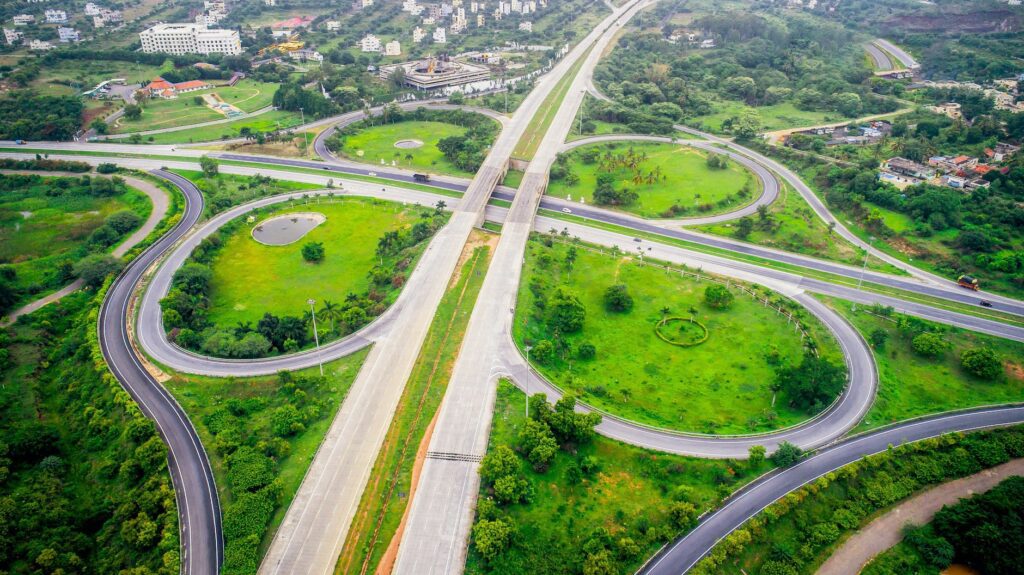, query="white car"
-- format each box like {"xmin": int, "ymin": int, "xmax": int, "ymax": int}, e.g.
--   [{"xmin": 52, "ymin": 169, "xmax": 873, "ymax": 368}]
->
[
  {"xmin": 368, "ymin": 171, "xmax": 377, "ymax": 177},
  {"xmin": 561, "ymin": 207, "xmax": 572, "ymax": 214}
]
